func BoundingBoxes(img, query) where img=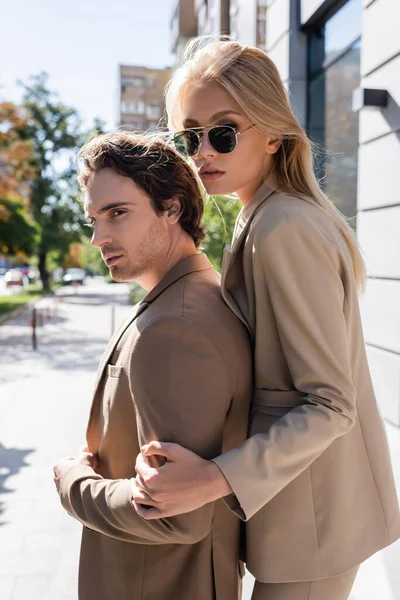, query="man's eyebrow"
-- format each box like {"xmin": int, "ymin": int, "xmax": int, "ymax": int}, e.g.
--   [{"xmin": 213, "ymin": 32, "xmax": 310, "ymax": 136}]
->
[
  {"xmin": 86, "ymin": 201, "xmax": 135, "ymax": 217},
  {"xmin": 182, "ymin": 110, "xmax": 242, "ymax": 128}
]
